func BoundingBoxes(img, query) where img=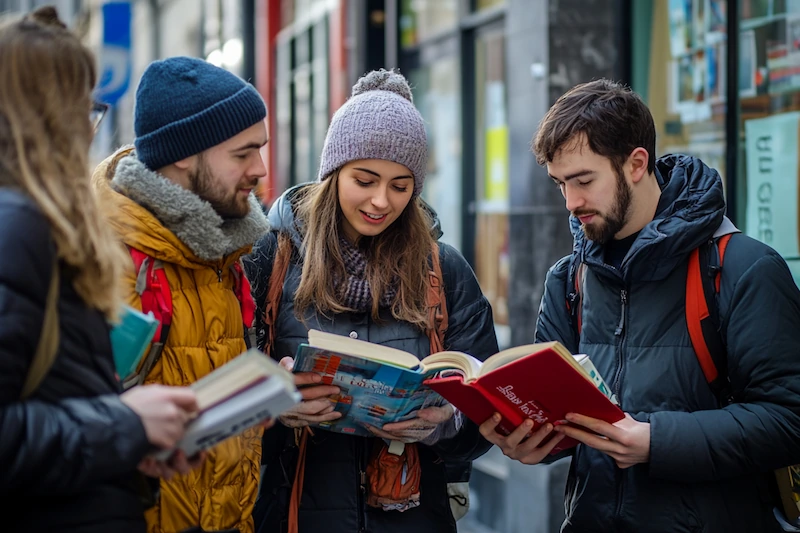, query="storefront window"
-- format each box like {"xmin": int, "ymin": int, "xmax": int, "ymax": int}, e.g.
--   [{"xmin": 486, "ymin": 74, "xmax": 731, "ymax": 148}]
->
[
  {"xmin": 740, "ymin": 0, "xmax": 800, "ymax": 281},
  {"xmin": 409, "ymin": 56, "xmax": 463, "ymax": 251},
  {"xmin": 400, "ymin": 0, "xmax": 459, "ymax": 48},
  {"xmin": 636, "ymin": 0, "xmax": 727, "ymax": 191},
  {"xmin": 474, "ymin": 29, "xmax": 509, "ymax": 329}
]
